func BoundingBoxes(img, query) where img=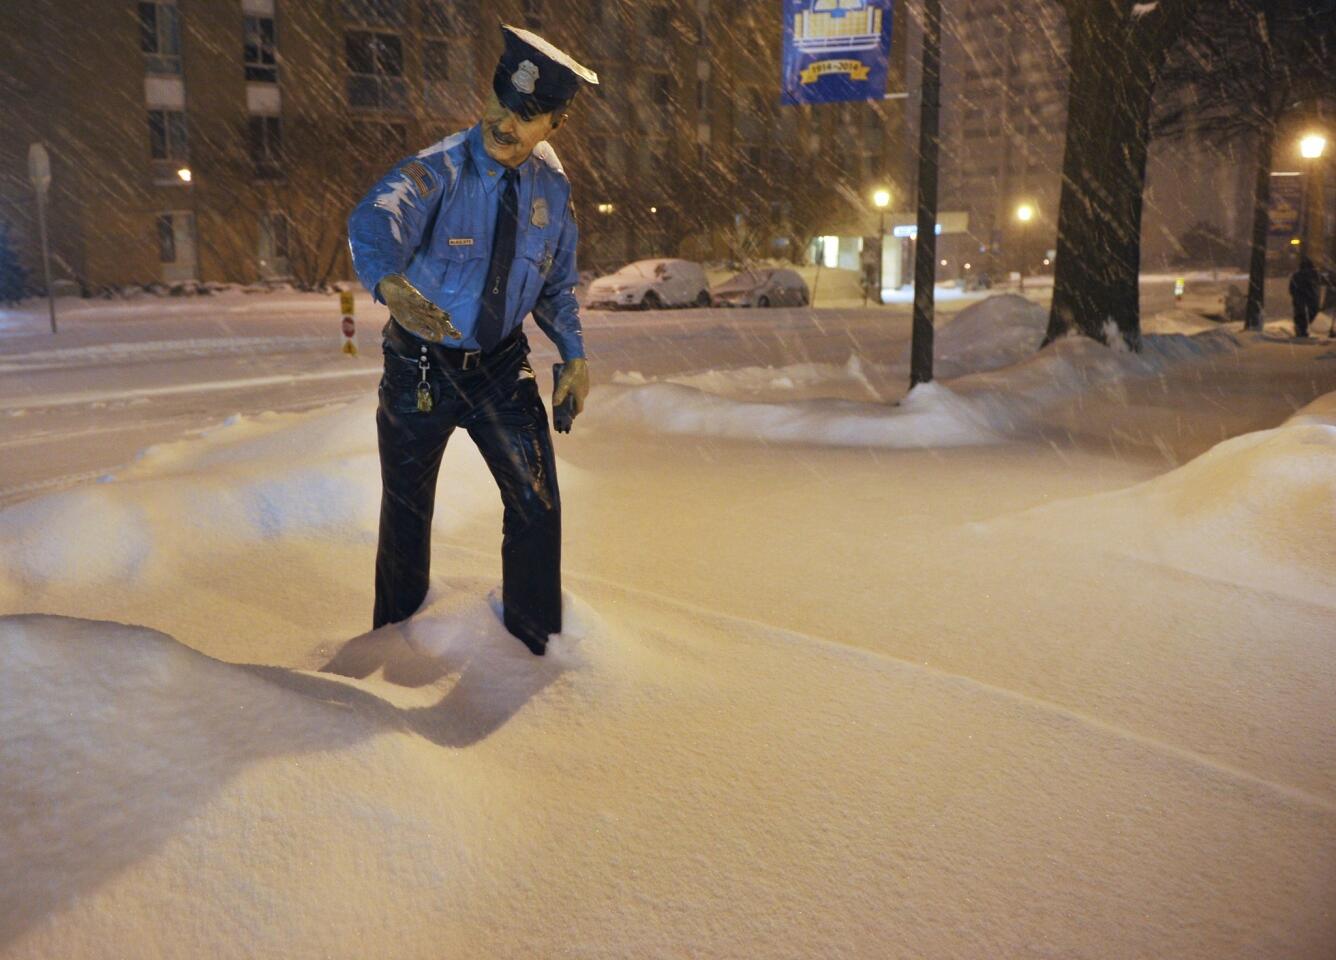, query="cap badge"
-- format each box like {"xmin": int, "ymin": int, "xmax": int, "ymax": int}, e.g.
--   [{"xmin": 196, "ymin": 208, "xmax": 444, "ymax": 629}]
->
[
  {"xmin": 512, "ymin": 60, "xmax": 540, "ymax": 95},
  {"xmin": 531, "ymin": 197, "xmax": 550, "ymax": 228}
]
